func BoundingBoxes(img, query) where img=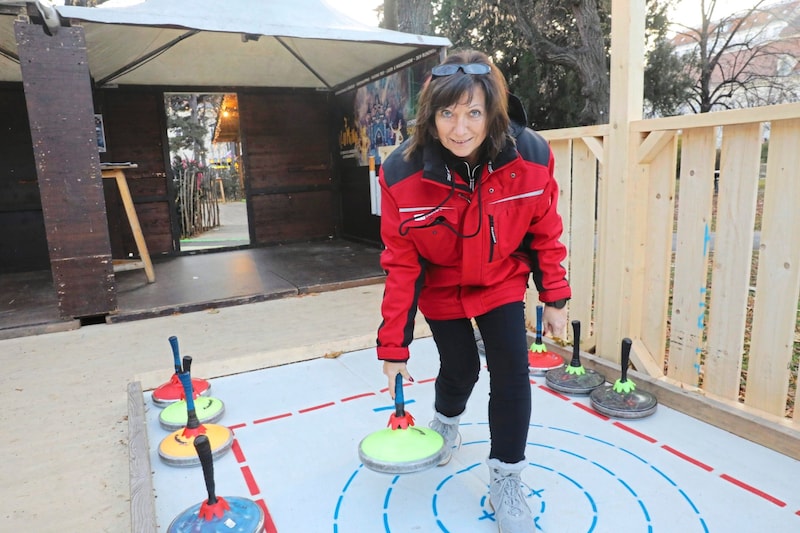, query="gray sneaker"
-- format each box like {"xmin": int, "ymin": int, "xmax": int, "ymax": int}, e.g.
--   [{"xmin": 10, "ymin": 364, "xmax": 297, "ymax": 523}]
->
[
  {"xmin": 487, "ymin": 458, "xmax": 534, "ymax": 533},
  {"xmin": 428, "ymin": 411, "xmax": 462, "ymax": 465}
]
